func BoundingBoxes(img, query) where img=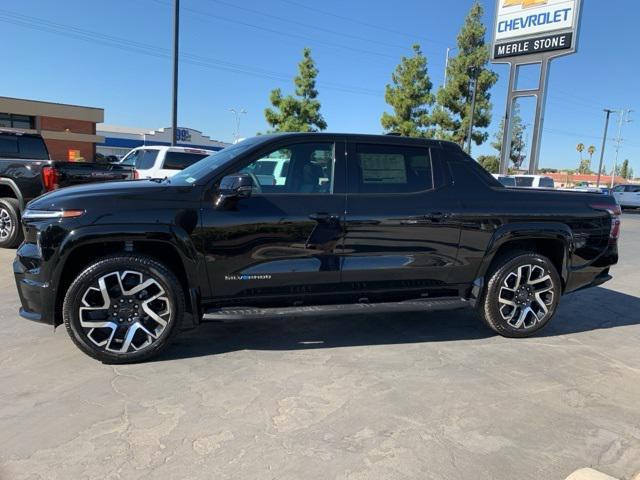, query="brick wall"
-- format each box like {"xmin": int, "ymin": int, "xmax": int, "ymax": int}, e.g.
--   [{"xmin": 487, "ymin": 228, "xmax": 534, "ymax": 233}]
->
[
  {"xmin": 40, "ymin": 116, "xmax": 95, "ymax": 135},
  {"xmin": 44, "ymin": 139, "xmax": 95, "ymax": 161}
]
